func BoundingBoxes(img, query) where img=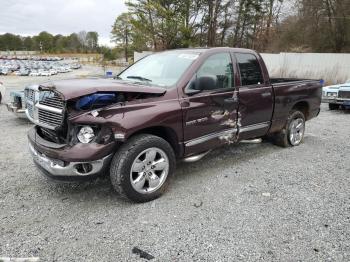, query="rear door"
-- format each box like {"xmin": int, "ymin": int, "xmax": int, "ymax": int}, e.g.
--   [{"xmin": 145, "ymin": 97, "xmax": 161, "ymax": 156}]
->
[
  {"xmin": 181, "ymin": 52, "xmax": 239, "ymax": 155},
  {"xmin": 234, "ymin": 52, "xmax": 274, "ymax": 140}
]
